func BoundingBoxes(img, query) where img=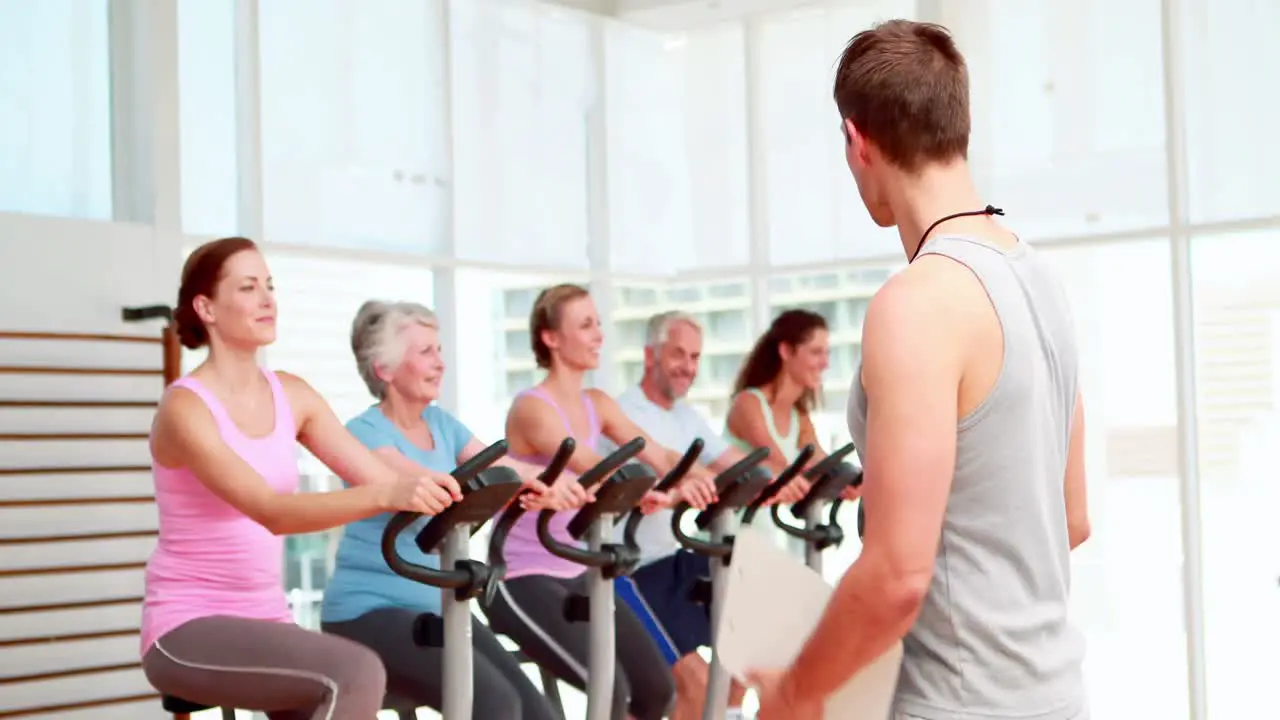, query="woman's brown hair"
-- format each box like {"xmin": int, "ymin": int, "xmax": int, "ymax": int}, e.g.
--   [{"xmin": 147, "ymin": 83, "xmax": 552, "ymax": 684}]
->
[
  {"xmin": 529, "ymin": 283, "xmax": 591, "ymax": 369},
  {"xmin": 174, "ymin": 236, "xmax": 258, "ymax": 350},
  {"xmin": 732, "ymin": 309, "xmax": 829, "ymax": 414}
]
